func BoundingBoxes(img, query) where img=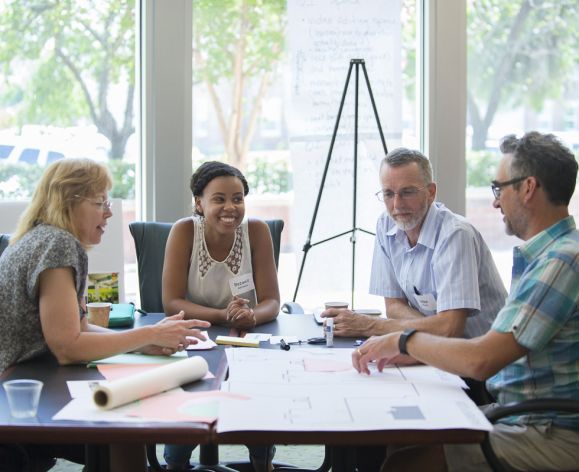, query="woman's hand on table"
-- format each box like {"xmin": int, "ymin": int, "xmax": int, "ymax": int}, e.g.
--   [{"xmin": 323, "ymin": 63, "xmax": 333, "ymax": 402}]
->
[
  {"xmin": 226, "ymin": 297, "xmax": 256, "ymax": 330},
  {"xmin": 150, "ymin": 311, "xmax": 211, "ymax": 351}
]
